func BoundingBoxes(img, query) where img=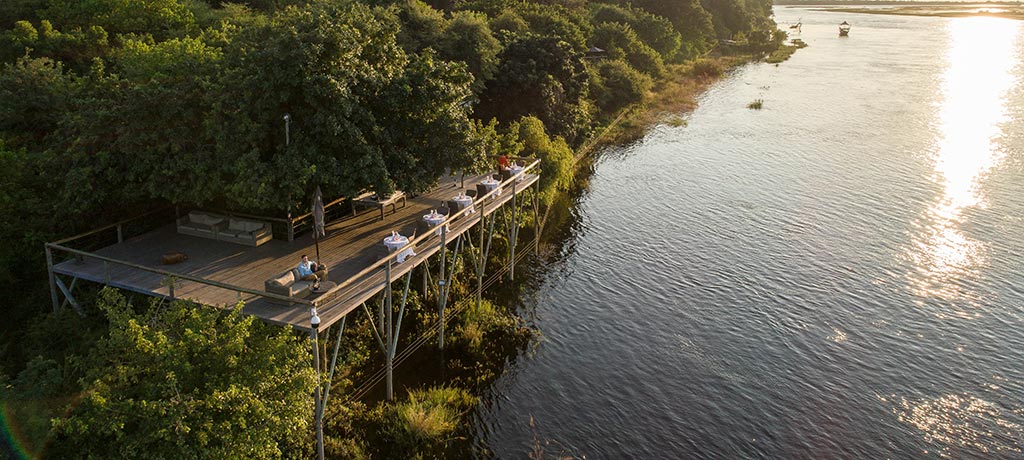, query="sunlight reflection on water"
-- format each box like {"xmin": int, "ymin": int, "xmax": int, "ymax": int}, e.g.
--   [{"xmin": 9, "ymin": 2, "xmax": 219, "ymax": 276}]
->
[{"xmin": 907, "ymin": 17, "xmax": 1021, "ymax": 302}]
